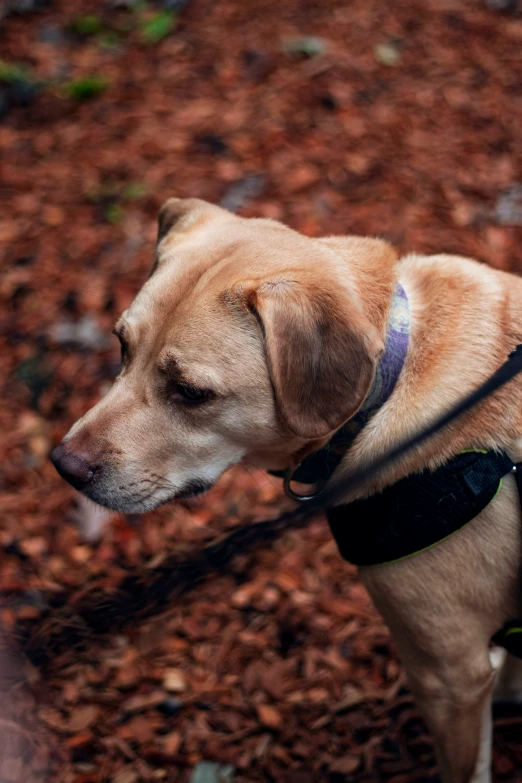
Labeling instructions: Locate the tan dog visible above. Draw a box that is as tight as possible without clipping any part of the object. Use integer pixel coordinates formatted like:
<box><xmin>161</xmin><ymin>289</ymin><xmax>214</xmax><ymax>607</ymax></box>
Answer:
<box><xmin>52</xmin><ymin>198</ymin><xmax>522</xmax><ymax>783</ymax></box>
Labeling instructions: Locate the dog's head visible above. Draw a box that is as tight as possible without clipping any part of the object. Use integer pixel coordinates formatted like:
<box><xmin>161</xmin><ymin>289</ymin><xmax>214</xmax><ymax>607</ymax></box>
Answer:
<box><xmin>52</xmin><ymin>199</ymin><xmax>395</xmax><ymax>511</ymax></box>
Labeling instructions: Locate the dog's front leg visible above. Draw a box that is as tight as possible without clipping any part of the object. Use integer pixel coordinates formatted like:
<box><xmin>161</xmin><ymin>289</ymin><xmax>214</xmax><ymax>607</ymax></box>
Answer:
<box><xmin>356</xmin><ymin>483</ymin><xmax>522</xmax><ymax>782</ymax></box>
<box><xmin>398</xmin><ymin>646</ymin><xmax>494</xmax><ymax>783</ymax></box>
<box><xmin>361</xmin><ymin>564</ymin><xmax>495</xmax><ymax>783</ymax></box>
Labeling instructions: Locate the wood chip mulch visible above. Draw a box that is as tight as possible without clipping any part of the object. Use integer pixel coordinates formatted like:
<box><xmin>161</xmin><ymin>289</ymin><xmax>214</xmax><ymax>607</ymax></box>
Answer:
<box><xmin>1</xmin><ymin>0</ymin><xmax>522</xmax><ymax>780</ymax></box>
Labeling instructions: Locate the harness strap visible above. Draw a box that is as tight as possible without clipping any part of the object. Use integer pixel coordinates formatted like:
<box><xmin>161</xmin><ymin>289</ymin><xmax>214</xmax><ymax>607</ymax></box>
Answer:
<box><xmin>327</xmin><ymin>449</ymin><xmax>522</xmax><ymax>658</ymax></box>
<box><xmin>327</xmin><ymin>450</ymin><xmax>515</xmax><ymax>567</ymax></box>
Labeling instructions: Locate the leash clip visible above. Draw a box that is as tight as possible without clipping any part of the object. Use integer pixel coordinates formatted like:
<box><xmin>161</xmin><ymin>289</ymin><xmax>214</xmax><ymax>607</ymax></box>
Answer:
<box><xmin>283</xmin><ymin>463</ymin><xmax>327</xmax><ymax>503</ymax></box>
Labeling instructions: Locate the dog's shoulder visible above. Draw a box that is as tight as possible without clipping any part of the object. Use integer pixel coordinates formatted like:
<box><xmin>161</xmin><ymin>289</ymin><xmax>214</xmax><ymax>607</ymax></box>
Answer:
<box><xmin>399</xmin><ymin>250</ymin><xmax>522</xmax><ymax>294</ymax></box>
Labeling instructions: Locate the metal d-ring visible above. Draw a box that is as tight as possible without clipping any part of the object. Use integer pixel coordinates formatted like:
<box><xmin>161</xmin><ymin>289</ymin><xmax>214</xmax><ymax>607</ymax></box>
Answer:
<box><xmin>283</xmin><ymin>463</ymin><xmax>327</xmax><ymax>503</ymax></box>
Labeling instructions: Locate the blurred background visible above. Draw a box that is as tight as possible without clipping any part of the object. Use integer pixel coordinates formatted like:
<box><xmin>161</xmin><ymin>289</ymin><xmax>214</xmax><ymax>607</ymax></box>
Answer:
<box><xmin>1</xmin><ymin>0</ymin><xmax>522</xmax><ymax>781</ymax></box>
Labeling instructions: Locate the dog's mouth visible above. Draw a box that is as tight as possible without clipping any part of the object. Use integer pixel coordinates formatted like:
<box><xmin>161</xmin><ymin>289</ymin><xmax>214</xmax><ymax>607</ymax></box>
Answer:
<box><xmin>78</xmin><ymin>476</ymin><xmax>216</xmax><ymax>514</ymax></box>
<box><xmin>173</xmin><ymin>478</ymin><xmax>214</xmax><ymax>500</ymax></box>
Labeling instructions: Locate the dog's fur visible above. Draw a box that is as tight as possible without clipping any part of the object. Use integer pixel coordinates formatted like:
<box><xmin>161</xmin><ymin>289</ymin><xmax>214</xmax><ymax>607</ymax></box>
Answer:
<box><xmin>56</xmin><ymin>199</ymin><xmax>522</xmax><ymax>783</ymax></box>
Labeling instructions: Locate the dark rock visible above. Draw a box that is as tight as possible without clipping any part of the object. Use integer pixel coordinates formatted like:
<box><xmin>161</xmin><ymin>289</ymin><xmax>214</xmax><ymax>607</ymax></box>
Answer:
<box><xmin>353</xmin><ymin>725</ymin><xmax>372</xmax><ymax>743</ymax></box>
<box><xmin>319</xmin><ymin>94</ymin><xmax>337</xmax><ymax>111</ymax></box>
<box><xmin>17</xmin><ymin>352</ymin><xmax>53</xmax><ymax>409</ymax></box>
<box><xmin>63</xmin><ymin>290</ymin><xmax>79</xmax><ymax>315</ymax></box>
<box><xmin>157</xmin><ymin>696</ymin><xmax>183</xmax><ymax>716</ymax></box>
<box><xmin>328</xmin><ymin>774</ymin><xmax>357</xmax><ymax>783</ymax></box>
<box><xmin>194</xmin><ymin>133</ymin><xmax>228</xmax><ymax>156</ymax></box>
<box><xmin>20</xmin><ymin>589</ymin><xmax>48</xmax><ymax>610</ymax></box>
<box><xmin>278</xmin><ymin>620</ymin><xmax>307</xmax><ymax>656</ymax></box>
<box><xmin>156</xmin><ymin>0</ymin><xmax>191</xmax><ymax>8</ymax></box>
<box><xmin>71</xmin><ymin>744</ymin><xmax>96</xmax><ymax>764</ymax></box>
<box><xmin>38</xmin><ymin>24</ymin><xmax>64</xmax><ymax>44</ymax></box>
<box><xmin>104</xmin><ymin>292</ymin><xmax>116</xmax><ymax>312</ymax></box>
<box><xmin>381</xmin><ymin>736</ymin><xmax>401</xmax><ymax>755</ymax></box>
<box><xmin>219</xmin><ymin>174</ymin><xmax>265</xmax><ymax>212</ymax></box>
<box><xmin>242</xmin><ymin>50</ymin><xmax>274</xmax><ymax>82</ymax></box>
<box><xmin>7</xmin><ymin>0</ymin><xmax>53</xmax><ymax>14</ymax></box>
<box><xmin>495</xmin><ymin>185</ymin><xmax>522</xmax><ymax>226</ymax></box>
<box><xmin>14</xmin><ymin>255</ymin><xmax>35</xmax><ymax>267</ymax></box>
<box><xmin>3</xmin><ymin>540</ymin><xmax>30</xmax><ymax>561</ymax></box>
<box><xmin>485</xmin><ymin>0</ymin><xmax>518</xmax><ymax>11</ymax></box>
<box><xmin>12</xmin><ymin>283</ymin><xmax>31</xmax><ymax>305</ymax></box>
<box><xmin>0</xmin><ymin>91</ymin><xmax>9</xmax><ymax>121</ymax></box>
<box><xmin>9</xmin><ymin>79</ymin><xmax>40</xmax><ymax>107</ymax></box>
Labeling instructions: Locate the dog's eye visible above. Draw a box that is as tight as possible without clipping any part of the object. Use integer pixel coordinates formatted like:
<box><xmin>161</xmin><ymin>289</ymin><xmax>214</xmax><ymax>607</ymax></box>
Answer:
<box><xmin>113</xmin><ymin>330</ymin><xmax>130</xmax><ymax>369</ymax></box>
<box><xmin>175</xmin><ymin>383</ymin><xmax>212</xmax><ymax>404</ymax></box>
<box><xmin>116</xmin><ymin>337</ymin><xmax>129</xmax><ymax>367</ymax></box>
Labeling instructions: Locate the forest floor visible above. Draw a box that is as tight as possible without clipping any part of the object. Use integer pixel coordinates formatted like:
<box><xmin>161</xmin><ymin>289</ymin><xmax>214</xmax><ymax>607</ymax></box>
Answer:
<box><xmin>1</xmin><ymin>0</ymin><xmax>522</xmax><ymax>781</ymax></box>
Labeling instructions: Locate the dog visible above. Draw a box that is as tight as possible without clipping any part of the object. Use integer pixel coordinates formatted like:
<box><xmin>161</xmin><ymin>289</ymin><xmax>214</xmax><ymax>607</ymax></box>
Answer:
<box><xmin>52</xmin><ymin>198</ymin><xmax>522</xmax><ymax>783</ymax></box>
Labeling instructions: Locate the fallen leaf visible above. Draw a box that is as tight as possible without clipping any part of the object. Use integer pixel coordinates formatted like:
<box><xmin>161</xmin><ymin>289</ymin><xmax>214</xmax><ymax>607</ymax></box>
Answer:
<box><xmin>329</xmin><ymin>755</ymin><xmax>361</xmax><ymax>775</ymax></box>
<box><xmin>255</xmin><ymin>704</ymin><xmax>283</xmax><ymax>730</ymax></box>
<box><xmin>163</xmin><ymin>669</ymin><xmax>186</xmax><ymax>693</ymax></box>
<box><xmin>67</xmin><ymin>705</ymin><xmax>100</xmax><ymax>734</ymax></box>
<box><xmin>112</xmin><ymin>769</ymin><xmax>139</xmax><ymax>783</ymax></box>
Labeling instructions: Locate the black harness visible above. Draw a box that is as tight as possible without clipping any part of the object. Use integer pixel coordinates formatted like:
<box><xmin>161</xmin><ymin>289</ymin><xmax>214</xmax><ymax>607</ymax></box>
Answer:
<box><xmin>327</xmin><ymin>449</ymin><xmax>522</xmax><ymax>657</ymax></box>
<box><xmin>275</xmin><ymin>448</ymin><xmax>522</xmax><ymax>656</ymax></box>
<box><xmin>327</xmin><ymin>450</ymin><xmax>517</xmax><ymax>567</ymax></box>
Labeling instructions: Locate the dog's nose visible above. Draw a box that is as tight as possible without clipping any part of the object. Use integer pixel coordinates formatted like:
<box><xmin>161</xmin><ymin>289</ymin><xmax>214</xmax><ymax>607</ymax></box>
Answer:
<box><xmin>51</xmin><ymin>443</ymin><xmax>98</xmax><ymax>490</ymax></box>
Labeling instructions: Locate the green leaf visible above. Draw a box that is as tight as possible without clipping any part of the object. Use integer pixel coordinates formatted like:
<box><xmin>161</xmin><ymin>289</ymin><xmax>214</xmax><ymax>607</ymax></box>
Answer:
<box><xmin>282</xmin><ymin>36</ymin><xmax>326</xmax><ymax>58</ymax></box>
<box><xmin>70</xmin><ymin>15</ymin><xmax>103</xmax><ymax>36</ymax></box>
<box><xmin>105</xmin><ymin>203</ymin><xmax>124</xmax><ymax>224</ymax></box>
<box><xmin>121</xmin><ymin>182</ymin><xmax>147</xmax><ymax>201</ymax></box>
<box><xmin>65</xmin><ymin>75</ymin><xmax>109</xmax><ymax>101</ymax></box>
<box><xmin>140</xmin><ymin>11</ymin><xmax>177</xmax><ymax>44</ymax></box>
<box><xmin>374</xmin><ymin>41</ymin><xmax>401</xmax><ymax>66</ymax></box>
<box><xmin>85</xmin><ymin>183</ymin><xmax>115</xmax><ymax>203</ymax></box>
<box><xmin>96</xmin><ymin>31</ymin><xmax>122</xmax><ymax>50</ymax></box>
<box><xmin>0</xmin><ymin>59</ymin><xmax>34</xmax><ymax>84</ymax></box>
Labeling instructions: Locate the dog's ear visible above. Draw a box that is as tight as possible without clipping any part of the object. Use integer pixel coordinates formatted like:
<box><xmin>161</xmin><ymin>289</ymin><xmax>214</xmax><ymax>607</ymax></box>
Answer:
<box><xmin>153</xmin><ymin>198</ymin><xmax>229</xmax><ymax>276</ymax></box>
<box><xmin>157</xmin><ymin>198</ymin><xmax>208</xmax><ymax>243</ymax></box>
<box><xmin>242</xmin><ymin>278</ymin><xmax>384</xmax><ymax>439</ymax></box>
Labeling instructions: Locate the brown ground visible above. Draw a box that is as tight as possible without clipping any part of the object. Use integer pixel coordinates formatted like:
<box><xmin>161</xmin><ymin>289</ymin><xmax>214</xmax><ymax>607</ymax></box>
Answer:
<box><xmin>1</xmin><ymin>1</ymin><xmax>522</xmax><ymax>781</ymax></box>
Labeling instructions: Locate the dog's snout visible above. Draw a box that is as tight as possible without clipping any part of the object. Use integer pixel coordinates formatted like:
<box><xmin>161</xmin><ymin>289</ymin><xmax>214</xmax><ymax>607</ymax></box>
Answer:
<box><xmin>51</xmin><ymin>443</ymin><xmax>99</xmax><ymax>490</ymax></box>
